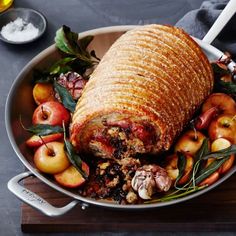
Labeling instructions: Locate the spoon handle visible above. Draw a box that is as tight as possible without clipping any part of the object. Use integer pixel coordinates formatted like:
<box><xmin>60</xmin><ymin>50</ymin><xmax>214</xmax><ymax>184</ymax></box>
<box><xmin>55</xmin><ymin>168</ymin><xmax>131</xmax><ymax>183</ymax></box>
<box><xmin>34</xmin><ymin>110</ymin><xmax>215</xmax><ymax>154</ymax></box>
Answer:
<box><xmin>202</xmin><ymin>0</ymin><xmax>236</xmax><ymax>44</ymax></box>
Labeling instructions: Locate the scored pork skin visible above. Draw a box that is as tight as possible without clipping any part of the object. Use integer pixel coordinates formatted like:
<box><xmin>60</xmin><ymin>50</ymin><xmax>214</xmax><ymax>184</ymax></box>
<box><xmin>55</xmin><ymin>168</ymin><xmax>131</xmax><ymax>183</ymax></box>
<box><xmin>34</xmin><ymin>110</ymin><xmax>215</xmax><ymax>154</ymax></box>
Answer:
<box><xmin>70</xmin><ymin>24</ymin><xmax>214</xmax><ymax>157</ymax></box>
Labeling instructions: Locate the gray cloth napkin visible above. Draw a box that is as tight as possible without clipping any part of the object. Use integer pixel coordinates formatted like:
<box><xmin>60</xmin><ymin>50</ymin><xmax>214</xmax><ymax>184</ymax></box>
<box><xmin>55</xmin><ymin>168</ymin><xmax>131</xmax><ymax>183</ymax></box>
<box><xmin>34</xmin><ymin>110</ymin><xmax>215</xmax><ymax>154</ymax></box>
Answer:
<box><xmin>175</xmin><ymin>0</ymin><xmax>236</xmax><ymax>59</ymax></box>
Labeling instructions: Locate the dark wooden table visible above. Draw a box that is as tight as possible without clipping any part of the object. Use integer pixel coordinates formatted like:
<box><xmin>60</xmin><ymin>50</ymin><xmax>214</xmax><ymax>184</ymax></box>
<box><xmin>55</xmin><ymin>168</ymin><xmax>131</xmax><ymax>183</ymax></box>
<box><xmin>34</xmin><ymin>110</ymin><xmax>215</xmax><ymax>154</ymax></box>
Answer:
<box><xmin>4</xmin><ymin>0</ymin><xmax>236</xmax><ymax>235</ymax></box>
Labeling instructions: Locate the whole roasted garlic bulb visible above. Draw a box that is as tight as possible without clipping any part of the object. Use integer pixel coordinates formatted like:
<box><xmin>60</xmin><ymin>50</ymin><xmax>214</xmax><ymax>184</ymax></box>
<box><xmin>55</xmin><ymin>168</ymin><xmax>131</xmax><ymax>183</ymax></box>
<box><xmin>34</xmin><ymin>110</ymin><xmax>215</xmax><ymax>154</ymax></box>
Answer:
<box><xmin>131</xmin><ymin>164</ymin><xmax>172</xmax><ymax>200</ymax></box>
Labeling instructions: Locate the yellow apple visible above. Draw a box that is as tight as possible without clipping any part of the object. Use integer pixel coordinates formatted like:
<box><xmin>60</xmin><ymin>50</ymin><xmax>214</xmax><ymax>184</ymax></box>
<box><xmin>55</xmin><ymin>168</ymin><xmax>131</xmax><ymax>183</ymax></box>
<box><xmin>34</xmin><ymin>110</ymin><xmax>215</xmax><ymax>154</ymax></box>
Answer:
<box><xmin>211</xmin><ymin>138</ymin><xmax>235</xmax><ymax>174</ymax></box>
<box><xmin>33</xmin><ymin>83</ymin><xmax>56</xmax><ymax>105</ymax></box>
<box><xmin>174</xmin><ymin>130</ymin><xmax>206</xmax><ymax>156</ymax></box>
<box><xmin>165</xmin><ymin>153</ymin><xmax>194</xmax><ymax>185</ymax></box>
<box><xmin>34</xmin><ymin>141</ymin><xmax>70</xmax><ymax>174</ymax></box>
<box><xmin>208</xmin><ymin>115</ymin><xmax>236</xmax><ymax>144</ymax></box>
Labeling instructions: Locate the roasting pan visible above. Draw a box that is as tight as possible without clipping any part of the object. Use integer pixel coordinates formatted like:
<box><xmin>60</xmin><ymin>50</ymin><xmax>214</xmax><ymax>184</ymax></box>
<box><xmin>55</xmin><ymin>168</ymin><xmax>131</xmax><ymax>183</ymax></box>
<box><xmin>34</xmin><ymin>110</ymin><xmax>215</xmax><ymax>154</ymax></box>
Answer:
<box><xmin>5</xmin><ymin>25</ymin><xmax>236</xmax><ymax>216</ymax></box>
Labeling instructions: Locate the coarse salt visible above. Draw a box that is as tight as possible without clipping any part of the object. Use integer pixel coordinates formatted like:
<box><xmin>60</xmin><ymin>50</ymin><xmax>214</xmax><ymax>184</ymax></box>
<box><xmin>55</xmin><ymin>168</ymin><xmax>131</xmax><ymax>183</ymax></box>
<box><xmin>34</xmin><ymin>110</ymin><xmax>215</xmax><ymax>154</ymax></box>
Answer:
<box><xmin>1</xmin><ymin>17</ymin><xmax>39</xmax><ymax>42</ymax></box>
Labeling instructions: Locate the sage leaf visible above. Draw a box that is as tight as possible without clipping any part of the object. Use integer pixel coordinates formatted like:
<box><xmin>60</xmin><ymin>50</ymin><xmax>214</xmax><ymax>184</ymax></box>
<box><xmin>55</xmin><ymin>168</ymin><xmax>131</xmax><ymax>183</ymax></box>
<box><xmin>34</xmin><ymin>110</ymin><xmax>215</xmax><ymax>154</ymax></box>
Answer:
<box><xmin>33</xmin><ymin>69</ymin><xmax>54</xmax><ymax>84</ymax></box>
<box><xmin>55</xmin><ymin>25</ymin><xmax>79</xmax><ymax>55</ymax></box>
<box><xmin>79</xmin><ymin>36</ymin><xmax>94</xmax><ymax>55</ymax></box>
<box><xmin>24</xmin><ymin>124</ymin><xmax>63</xmax><ymax>136</ymax></box>
<box><xmin>90</xmin><ymin>50</ymin><xmax>100</xmax><ymax>61</ymax></box>
<box><xmin>195</xmin><ymin>138</ymin><xmax>210</xmax><ymax>161</ymax></box>
<box><xmin>53</xmin><ymin>81</ymin><xmax>76</xmax><ymax>112</ymax></box>
<box><xmin>215</xmin><ymin>80</ymin><xmax>236</xmax><ymax>97</ymax></box>
<box><xmin>190</xmin><ymin>139</ymin><xmax>209</xmax><ymax>181</ymax></box>
<box><xmin>176</xmin><ymin>139</ymin><xmax>209</xmax><ymax>189</ymax></box>
<box><xmin>49</xmin><ymin>57</ymin><xmax>76</xmax><ymax>75</ymax></box>
<box><xmin>211</xmin><ymin>62</ymin><xmax>230</xmax><ymax>76</ymax></box>
<box><xmin>174</xmin><ymin>152</ymin><xmax>186</xmax><ymax>186</ymax></box>
<box><xmin>202</xmin><ymin>144</ymin><xmax>236</xmax><ymax>160</ymax></box>
<box><xmin>64</xmin><ymin>139</ymin><xmax>88</xmax><ymax>179</ymax></box>
<box><xmin>55</xmin><ymin>26</ymin><xmax>95</xmax><ymax>68</ymax></box>
<box><xmin>195</xmin><ymin>157</ymin><xmax>229</xmax><ymax>185</ymax></box>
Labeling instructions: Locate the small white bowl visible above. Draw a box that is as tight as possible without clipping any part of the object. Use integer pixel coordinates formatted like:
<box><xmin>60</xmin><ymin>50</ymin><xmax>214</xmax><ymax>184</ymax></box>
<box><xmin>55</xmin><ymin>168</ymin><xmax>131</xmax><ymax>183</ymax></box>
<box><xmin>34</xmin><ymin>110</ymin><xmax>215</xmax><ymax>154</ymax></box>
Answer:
<box><xmin>0</xmin><ymin>8</ymin><xmax>47</xmax><ymax>44</ymax></box>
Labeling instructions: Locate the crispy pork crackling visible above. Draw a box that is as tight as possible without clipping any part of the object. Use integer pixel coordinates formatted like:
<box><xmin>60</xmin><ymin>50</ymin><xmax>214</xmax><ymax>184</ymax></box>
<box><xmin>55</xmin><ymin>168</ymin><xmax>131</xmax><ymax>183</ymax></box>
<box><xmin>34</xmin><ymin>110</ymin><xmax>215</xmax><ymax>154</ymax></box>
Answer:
<box><xmin>70</xmin><ymin>24</ymin><xmax>214</xmax><ymax>159</ymax></box>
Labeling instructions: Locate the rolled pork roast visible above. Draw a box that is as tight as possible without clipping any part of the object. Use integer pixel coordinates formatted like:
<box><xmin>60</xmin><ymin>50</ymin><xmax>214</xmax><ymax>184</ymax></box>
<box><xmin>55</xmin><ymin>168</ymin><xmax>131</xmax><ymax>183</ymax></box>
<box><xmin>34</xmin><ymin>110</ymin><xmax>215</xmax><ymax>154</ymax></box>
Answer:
<box><xmin>70</xmin><ymin>24</ymin><xmax>214</xmax><ymax>159</ymax></box>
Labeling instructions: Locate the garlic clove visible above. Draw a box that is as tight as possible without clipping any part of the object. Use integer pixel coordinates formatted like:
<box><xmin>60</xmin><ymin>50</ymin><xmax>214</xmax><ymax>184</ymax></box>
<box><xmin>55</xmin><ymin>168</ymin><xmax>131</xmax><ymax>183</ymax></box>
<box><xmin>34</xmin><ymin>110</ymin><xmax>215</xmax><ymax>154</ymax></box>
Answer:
<box><xmin>131</xmin><ymin>175</ymin><xmax>138</xmax><ymax>191</ymax></box>
<box><xmin>131</xmin><ymin>171</ymin><xmax>145</xmax><ymax>191</ymax></box>
<box><xmin>138</xmin><ymin>185</ymin><xmax>152</xmax><ymax>200</ymax></box>
<box><xmin>154</xmin><ymin>174</ymin><xmax>172</xmax><ymax>192</ymax></box>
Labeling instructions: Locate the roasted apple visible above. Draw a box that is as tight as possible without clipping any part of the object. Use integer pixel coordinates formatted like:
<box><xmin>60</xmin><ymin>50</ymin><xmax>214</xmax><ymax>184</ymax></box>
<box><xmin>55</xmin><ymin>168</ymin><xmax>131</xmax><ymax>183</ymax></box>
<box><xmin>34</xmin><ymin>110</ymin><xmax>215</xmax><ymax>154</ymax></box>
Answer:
<box><xmin>202</xmin><ymin>93</ymin><xmax>236</xmax><ymax>115</ymax></box>
<box><xmin>26</xmin><ymin>133</ymin><xmax>63</xmax><ymax>148</ymax></box>
<box><xmin>54</xmin><ymin>163</ymin><xmax>89</xmax><ymax>188</ymax></box>
<box><xmin>208</xmin><ymin>115</ymin><xmax>236</xmax><ymax>144</ymax></box>
<box><xmin>211</xmin><ymin>138</ymin><xmax>235</xmax><ymax>174</ymax></box>
<box><xmin>34</xmin><ymin>141</ymin><xmax>70</xmax><ymax>174</ymax></box>
<box><xmin>165</xmin><ymin>153</ymin><xmax>194</xmax><ymax>185</ymax></box>
<box><xmin>33</xmin><ymin>83</ymin><xmax>56</xmax><ymax>105</ymax></box>
<box><xmin>199</xmin><ymin>138</ymin><xmax>234</xmax><ymax>186</ymax></box>
<box><xmin>32</xmin><ymin>101</ymin><xmax>70</xmax><ymax>126</ymax></box>
<box><xmin>174</xmin><ymin>130</ymin><xmax>206</xmax><ymax>156</ymax></box>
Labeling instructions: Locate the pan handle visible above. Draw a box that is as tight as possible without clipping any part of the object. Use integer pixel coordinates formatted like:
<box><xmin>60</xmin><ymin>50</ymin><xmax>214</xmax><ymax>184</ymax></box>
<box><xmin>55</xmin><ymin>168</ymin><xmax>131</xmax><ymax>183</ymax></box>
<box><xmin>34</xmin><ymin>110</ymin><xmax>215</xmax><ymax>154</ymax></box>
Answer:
<box><xmin>7</xmin><ymin>171</ymin><xmax>88</xmax><ymax>217</ymax></box>
<box><xmin>202</xmin><ymin>0</ymin><xmax>236</xmax><ymax>44</ymax></box>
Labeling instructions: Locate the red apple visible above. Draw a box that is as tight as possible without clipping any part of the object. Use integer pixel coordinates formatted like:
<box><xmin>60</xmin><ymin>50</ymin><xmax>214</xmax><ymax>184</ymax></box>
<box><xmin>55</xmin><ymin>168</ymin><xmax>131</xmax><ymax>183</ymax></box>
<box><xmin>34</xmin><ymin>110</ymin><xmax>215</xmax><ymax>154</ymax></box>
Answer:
<box><xmin>174</xmin><ymin>130</ymin><xmax>207</xmax><ymax>156</ymax></box>
<box><xmin>208</xmin><ymin>115</ymin><xmax>236</xmax><ymax>144</ymax></box>
<box><xmin>34</xmin><ymin>141</ymin><xmax>70</xmax><ymax>174</ymax></box>
<box><xmin>33</xmin><ymin>83</ymin><xmax>56</xmax><ymax>105</ymax></box>
<box><xmin>32</xmin><ymin>101</ymin><xmax>70</xmax><ymax>126</ymax></box>
<box><xmin>165</xmin><ymin>153</ymin><xmax>194</xmax><ymax>185</ymax></box>
<box><xmin>26</xmin><ymin>133</ymin><xmax>63</xmax><ymax>148</ymax></box>
<box><xmin>54</xmin><ymin>163</ymin><xmax>89</xmax><ymax>188</ymax></box>
<box><xmin>202</xmin><ymin>93</ymin><xmax>236</xmax><ymax>115</ymax></box>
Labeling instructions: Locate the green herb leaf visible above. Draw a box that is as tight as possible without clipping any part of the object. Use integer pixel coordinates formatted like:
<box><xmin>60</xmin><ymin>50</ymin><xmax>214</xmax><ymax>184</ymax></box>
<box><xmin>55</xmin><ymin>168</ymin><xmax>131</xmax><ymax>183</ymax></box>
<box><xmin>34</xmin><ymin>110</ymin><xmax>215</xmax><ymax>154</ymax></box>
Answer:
<box><xmin>33</xmin><ymin>69</ymin><xmax>54</xmax><ymax>84</ymax></box>
<box><xmin>211</xmin><ymin>63</ymin><xmax>230</xmax><ymax>77</ymax></box>
<box><xmin>145</xmin><ymin>185</ymin><xmax>206</xmax><ymax>203</ymax></box>
<box><xmin>174</xmin><ymin>152</ymin><xmax>186</xmax><ymax>187</ymax></box>
<box><xmin>55</xmin><ymin>26</ymin><xmax>96</xmax><ymax>68</ymax></box>
<box><xmin>24</xmin><ymin>124</ymin><xmax>63</xmax><ymax>136</ymax></box>
<box><xmin>90</xmin><ymin>50</ymin><xmax>100</xmax><ymax>61</ymax></box>
<box><xmin>49</xmin><ymin>57</ymin><xmax>76</xmax><ymax>75</ymax></box>
<box><xmin>64</xmin><ymin>139</ymin><xmax>88</xmax><ymax>179</ymax></box>
<box><xmin>78</xmin><ymin>35</ymin><xmax>94</xmax><ymax>55</ymax></box>
<box><xmin>202</xmin><ymin>145</ymin><xmax>236</xmax><ymax>160</ymax></box>
<box><xmin>211</xmin><ymin>62</ymin><xmax>236</xmax><ymax>97</ymax></box>
<box><xmin>53</xmin><ymin>81</ymin><xmax>76</xmax><ymax>112</ymax></box>
<box><xmin>55</xmin><ymin>25</ymin><xmax>79</xmax><ymax>55</ymax></box>
<box><xmin>190</xmin><ymin>138</ymin><xmax>209</xmax><ymax>183</ymax></box>
<box><xmin>195</xmin><ymin>157</ymin><xmax>229</xmax><ymax>185</ymax></box>
<box><xmin>195</xmin><ymin>138</ymin><xmax>210</xmax><ymax>161</ymax></box>
<box><xmin>215</xmin><ymin>79</ymin><xmax>236</xmax><ymax>96</ymax></box>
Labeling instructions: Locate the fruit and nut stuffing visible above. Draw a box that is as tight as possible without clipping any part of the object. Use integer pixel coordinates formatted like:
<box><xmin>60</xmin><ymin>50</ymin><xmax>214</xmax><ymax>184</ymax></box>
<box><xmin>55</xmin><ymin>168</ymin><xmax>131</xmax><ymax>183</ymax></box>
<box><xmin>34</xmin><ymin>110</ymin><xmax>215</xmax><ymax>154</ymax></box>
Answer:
<box><xmin>23</xmin><ymin>26</ymin><xmax>236</xmax><ymax>204</ymax></box>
